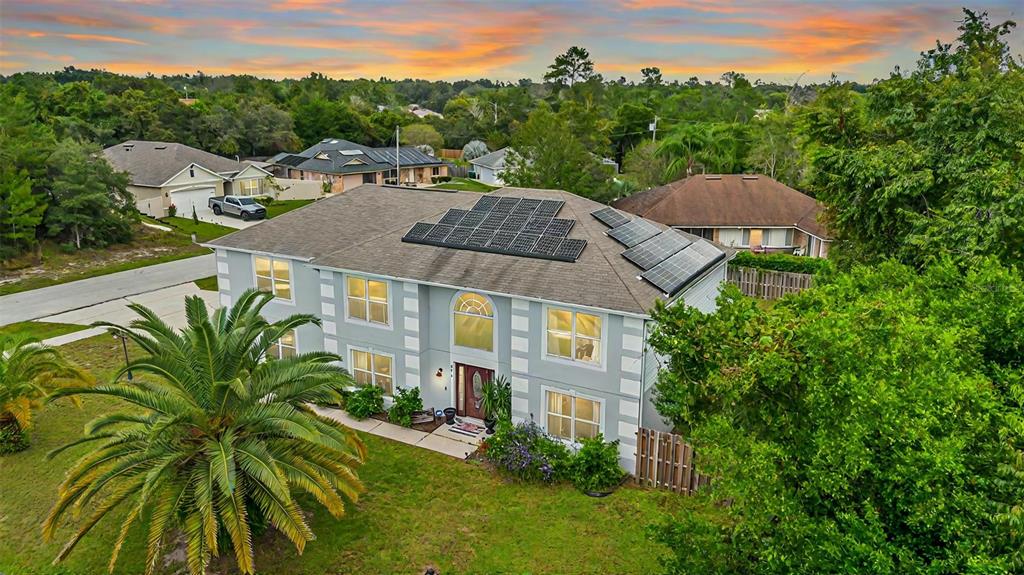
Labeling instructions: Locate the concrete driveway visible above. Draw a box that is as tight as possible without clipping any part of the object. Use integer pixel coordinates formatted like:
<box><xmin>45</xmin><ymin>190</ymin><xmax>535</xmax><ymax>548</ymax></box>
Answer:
<box><xmin>196</xmin><ymin>211</ymin><xmax>264</xmax><ymax>230</ymax></box>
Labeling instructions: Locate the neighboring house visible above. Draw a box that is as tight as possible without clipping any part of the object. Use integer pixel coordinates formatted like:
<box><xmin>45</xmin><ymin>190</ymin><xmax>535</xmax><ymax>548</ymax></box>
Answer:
<box><xmin>469</xmin><ymin>147</ymin><xmax>508</xmax><ymax>186</ymax></box>
<box><xmin>614</xmin><ymin>174</ymin><xmax>832</xmax><ymax>258</ymax></box>
<box><xmin>103</xmin><ymin>140</ymin><xmax>274</xmax><ymax>219</ymax></box>
<box><xmin>408</xmin><ymin>104</ymin><xmax>443</xmax><ymax>119</ymax></box>
<box><xmin>265</xmin><ymin>138</ymin><xmax>448</xmax><ymax>193</ymax></box>
<box><xmin>206</xmin><ymin>184</ymin><xmax>728</xmax><ymax>471</ymax></box>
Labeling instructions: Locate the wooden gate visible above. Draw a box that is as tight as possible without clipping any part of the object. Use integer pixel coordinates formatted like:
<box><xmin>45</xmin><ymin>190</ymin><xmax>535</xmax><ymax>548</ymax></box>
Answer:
<box><xmin>635</xmin><ymin>427</ymin><xmax>710</xmax><ymax>494</ymax></box>
<box><xmin>727</xmin><ymin>266</ymin><xmax>814</xmax><ymax>300</ymax></box>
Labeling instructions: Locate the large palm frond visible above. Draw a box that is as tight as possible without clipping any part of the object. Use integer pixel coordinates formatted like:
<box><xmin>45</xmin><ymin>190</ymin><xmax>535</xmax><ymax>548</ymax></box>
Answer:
<box><xmin>0</xmin><ymin>334</ymin><xmax>91</xmax><ymax>434</ymax></box>
<box><xmin>44</xmin><ymin>289</ymin><xmax>365</xmax><ymax>575</ymax></box>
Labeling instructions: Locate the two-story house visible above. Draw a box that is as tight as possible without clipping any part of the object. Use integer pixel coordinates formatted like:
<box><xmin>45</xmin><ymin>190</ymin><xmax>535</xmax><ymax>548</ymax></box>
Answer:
<box><xmin>206</xmin><ymin>184</ymin><xmax>728</xmax><ymax>470</ymax></box>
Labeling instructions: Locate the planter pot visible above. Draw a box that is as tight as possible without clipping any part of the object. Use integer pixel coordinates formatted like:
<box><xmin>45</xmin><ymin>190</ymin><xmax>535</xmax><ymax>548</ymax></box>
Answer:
<box><xmin>484</xmin><ymin>417</ymin><xmax>496</xmax><ymax>434</ymax></box>
<box><xmin>443</xmin><ymin>407</ymin><xmax>457</xmax><ymax>425</ymax></box>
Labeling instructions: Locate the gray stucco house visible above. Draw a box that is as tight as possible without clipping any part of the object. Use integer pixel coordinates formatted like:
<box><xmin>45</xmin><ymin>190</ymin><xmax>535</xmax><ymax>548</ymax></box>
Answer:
<box><xmin>206</xmin><ymin>184</ymin><xmax>727</xmax><ymax>470</ymax></box>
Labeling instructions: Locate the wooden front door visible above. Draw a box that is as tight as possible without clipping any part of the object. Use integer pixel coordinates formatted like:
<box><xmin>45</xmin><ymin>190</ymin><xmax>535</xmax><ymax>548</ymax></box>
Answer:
<box><xmin>456</xmin><ymin>363</ymin><xmax>492</xmax><ymax>420</ymax></box>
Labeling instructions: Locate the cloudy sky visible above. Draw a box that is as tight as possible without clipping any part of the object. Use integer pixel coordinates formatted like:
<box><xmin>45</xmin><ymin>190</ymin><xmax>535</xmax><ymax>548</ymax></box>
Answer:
<box><xmin>1</xmin><ymin>0</ymin><xmax>1021</xmax><ymax>83</ymax></box>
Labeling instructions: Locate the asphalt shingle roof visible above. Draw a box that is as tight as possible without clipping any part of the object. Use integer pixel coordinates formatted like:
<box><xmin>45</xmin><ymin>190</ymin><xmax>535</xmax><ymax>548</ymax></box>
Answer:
<box><xmin>614</xmin><ymin>174</ymin><xmax>832</xmax><ymax>239</ymax></box>
<box><xmin>103</xmin><ymin>140</ymin><xmax>244</xmax><ymax>187</ymax></box>
<box><xmin>208</xmin><ymin>185</ymin><xmax>724</xmax><ymax>315</ymax></box>
<box><xmin>271</xmin><ymin>138</ymin><xmax>445</xmax><ymax>175</ymax></box>
<box><xmin>468</xmin><ymin>147</ymin><xmax>507</xmax><ymax>169</ymax></box>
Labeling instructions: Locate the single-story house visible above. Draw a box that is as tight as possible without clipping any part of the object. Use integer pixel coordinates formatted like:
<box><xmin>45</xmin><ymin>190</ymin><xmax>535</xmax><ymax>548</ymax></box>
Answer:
<box><xmin>469</xmin><ymin>147</ymin><xmax>508</xmax><ymax>186</ymax></box>
<box><xmin>206</xmin><ymin>184</ymin><xmax>728</xmax><ymax>470</ymax></box>
<box><xmin>103</xmin><ymin>140</ymin><xmax>275</xmax><ymax>219</ymax></box>
<box><xmin>265</xmin><ymin>138</ymin><xmax>449</xmax><ymax>193</ymax></box>
<box><xmin>408</xmin><ymin>104</ymin><xmax>443</xmax><ymax>119</ymax></box>
<box><xmin>614</xmin><ymin>174</ymin><xmax>832</xmax><ymax>258</ymax></box>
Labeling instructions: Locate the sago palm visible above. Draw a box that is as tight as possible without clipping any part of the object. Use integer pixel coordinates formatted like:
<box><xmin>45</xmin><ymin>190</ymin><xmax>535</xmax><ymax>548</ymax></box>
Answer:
<box><xmin>43</xmin><ymin>289</ymin><xmax>366</xmax><ymax>575</ymax></box>
<box><xmin>0</xmin><ymin>333</ymin><xmax>90</xmax><ymax>453</ymax></box>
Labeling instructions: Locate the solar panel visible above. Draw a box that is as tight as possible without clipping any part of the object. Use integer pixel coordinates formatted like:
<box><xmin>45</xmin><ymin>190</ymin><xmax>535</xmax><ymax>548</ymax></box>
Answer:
<box><xmin>533</xmin><ymin>235</ymin><xmax>562</xmax><ymax>256</ymax></box>
<box><xmin>534</xmin><ymin>200</ymin><xmax>564</xmax><ymax>218</ymax></box>
<box><xmin>466</xmin><ymin>228</ymin><xmax>494</xmax><ymax>247</ymax></box>
<box><xmin>458</xmin><ymin>210</ymin><xmax>487</xmax><ymax>228</ymax></box>
<box><xmin>515</xmin><ymin>199</ymin><xmax>542</xmax><ymax>213</ymax></box>
<box><xmin>445</xmin><ymin>226</ymin><xmax>474</xmax><ymax>246</ymax></box>
<box><xmin>493</xmin><ymin>197</ymin><xmax>521</xmax><ymax>213</ymax></box>
<box><xmin>498</xmin><ymin>212</ymin><xmax>530</xmax><ymax>233</ymax></box>
<box><xmin>641</xmin><ymin>240</ymin><xmax>725</xmax><ymax>295</ymax></box>
<box><xmin>479</xmin><ymin>212</ymin><xmax>508</xmax><ymax>230</ymax></box>
<box><xmin>403</xmin><ymin>222</ymin><xmax>433</xmax><ymax>241</ymax></box>
<box><xmin>488</xmin><ymin>231</ymin><xmax>517</xmax><ymax>250</ymax></box>
<box><xmin>622</xmin><ymin>230</ymin><xmax>693</xmax><ymax>270</ymax></box>
<box><xmin>607</xmin><ymin>219</ymin><xmax>661</xmax><ymax>247</ymax></box>
<box><xmin>439</xmin><ymin>209</ymin><xmax>468</xmax><ymax>226</ymax></box>
<box><xmin>509</xmin><ymin>233</ymin><xmax>539</xmax><ymax>253</ymax></box>
<box><xmin>524</xmin><ymin>217</ymin><xmax>553</xmax><ymax>234</ymax></box>
<box><xmin>591</xmin><ymin>207</ymin><xmax>631</xmax><ymax>229</ymax></box>
<box><xmin>544</xmin><ymin>218</ymin><xmax>575</xmax><ymax>237</ymax></box>
<box><xmin>424</xmin><ymin>224</ymin><xmax>455</xmax><ymax>243</ymax></box>
<box><xmin>472</xmin><ymin>196</ymin><xmax>499</xmax><ymax>211</ymax></box>
<box><xmin>554</xmin><ymin>239</ymin><xmax>586</xmax><ymax>261</ymax></box>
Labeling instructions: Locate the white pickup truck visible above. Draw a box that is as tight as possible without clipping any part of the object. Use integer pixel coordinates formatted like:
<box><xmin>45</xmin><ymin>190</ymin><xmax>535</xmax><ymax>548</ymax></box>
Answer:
<box><xmin>208</xmin><ymin>196</ymin><xmax>267</xmax><ymax>221</ymax></box>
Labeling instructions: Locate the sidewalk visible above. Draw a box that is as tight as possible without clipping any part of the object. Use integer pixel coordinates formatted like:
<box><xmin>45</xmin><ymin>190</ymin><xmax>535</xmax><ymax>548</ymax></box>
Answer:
<box><xmin>311</xmin><ymin>405</ymin><xmax>482</xmax><ymax>460</ymax></box>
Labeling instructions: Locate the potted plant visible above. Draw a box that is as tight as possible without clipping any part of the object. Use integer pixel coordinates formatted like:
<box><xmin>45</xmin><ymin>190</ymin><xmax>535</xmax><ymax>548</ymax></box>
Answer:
<box><xmin>480</xmin><ymin>375</ymin><xmax>511</xmax><ymax>434</ymax></box>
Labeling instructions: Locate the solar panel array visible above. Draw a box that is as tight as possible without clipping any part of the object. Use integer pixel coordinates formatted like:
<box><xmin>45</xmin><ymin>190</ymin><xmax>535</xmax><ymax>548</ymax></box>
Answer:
<box><xmin>590</xmin><ymin>207</ymin><xmax>725</xmax><ymax>296</ymax></box>
<box><xmin>401</xmin><ymin>196</ymin><xmax>586</xmax><ymax>262</ymax></box>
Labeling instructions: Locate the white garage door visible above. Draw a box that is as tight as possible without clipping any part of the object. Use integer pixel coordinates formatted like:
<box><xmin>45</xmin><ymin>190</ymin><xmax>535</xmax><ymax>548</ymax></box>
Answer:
<box><xmin>170</xmin><ymin>188</ymin><xmax>215</xmax><ymax>221</ymax></box>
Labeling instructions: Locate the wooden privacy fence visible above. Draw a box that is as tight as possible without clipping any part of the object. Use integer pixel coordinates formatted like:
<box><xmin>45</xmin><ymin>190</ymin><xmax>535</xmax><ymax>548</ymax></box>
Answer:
<box><xmin>446</xmin><ymin>164</ymin><xmax>469</xmax><ymax>178</ymax></box>
<box><xmin>439</xmin><ymin>148</ymin><xmax>463</xmax><ymax>159</ymax></box>
<box><xmin>727</xmin><ymin>265</ymin><xmax>814</xmax><ymax>300</ymax></box>
<box><xmin>635</xmin><ymin>427</ymin><xmax>710</xmax><ymax>494</ymax></box>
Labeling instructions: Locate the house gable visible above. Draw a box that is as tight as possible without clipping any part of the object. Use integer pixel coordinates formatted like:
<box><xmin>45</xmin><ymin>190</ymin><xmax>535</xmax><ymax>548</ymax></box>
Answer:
<box><xmin>161</xmin><ymin>163</ymin><xmax>229</xmax><ymax>188</ymax></box>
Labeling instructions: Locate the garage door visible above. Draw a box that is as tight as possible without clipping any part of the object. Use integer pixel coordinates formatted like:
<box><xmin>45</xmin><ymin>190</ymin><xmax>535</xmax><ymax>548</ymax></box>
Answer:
<box><xmin>170</xmin><ymin>188</ymin><xmax>215</xmax><ymax>221</ymax></box>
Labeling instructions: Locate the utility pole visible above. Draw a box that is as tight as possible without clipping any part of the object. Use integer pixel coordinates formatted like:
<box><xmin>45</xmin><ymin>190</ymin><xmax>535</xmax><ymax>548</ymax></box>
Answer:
<box><xmin>183</xmin><ymin>85</ymin><xmax>189</xmax><ymax>99</ymax></box>
<box><xmin>395</xmin><ymin>125</ymin><xmax>401</xmax><ymax>185</ymax></box>
<box><xmin>492</xmin><ymin>101</ymin><xmax>498</xmax><ymax>124</ymax></box>
<box><xmin>650</xmin><ymin>115</ymin><xmax>659</xmax><ymax>143</ymax></box>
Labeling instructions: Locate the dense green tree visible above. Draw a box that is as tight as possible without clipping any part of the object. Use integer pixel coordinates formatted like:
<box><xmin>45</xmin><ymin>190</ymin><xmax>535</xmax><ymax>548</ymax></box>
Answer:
<box><xmin>0</xmin><ymin>168</ymin><xmax>46</xmax><ymax>258</ymax></box>
<box><xmin>400</xmin><ymin>123</ymin><xmax>444</xmax><ymax>152</ymax></box>
<box><xmin>503</xmin><ymin>104</ymin><xmax>611</xmax><ymax>201</ymax></box>
<box><xmin>0</xmin><ymin>89</ymin><xmax>57</xmax><ymax>190</ymax></box>
<box><xmin>291</xmin><ymin>98</ymin><xmax>371</xmax><ymax>147</ymax></box>
<box><xmin>648</xmin><ymin>259</ymin><xmax>1024</xmax><ymax>574</ymax></box>
<box><xmin>544</xmin><ymin>46</ymin><xmax>595</xmax><ymax>88</ymax></box>
<box><xmin>44</xmin><ymin>291</ymin><xmax>367</xmax><ymax>575</ymax></box>
<box><xmin>745</xmin><ymin>110</ymin><xmax>803</xmax><ymax>185</ymax></box>
<box><xmin>44</xmin><ymin>139</ymin><xmax>134</xmax><ymax>249</ymax></box>
<box><xmin>622</xmin><ymin>141</ymin><xmax>670</xmax><ymax>191</ymax></box>
<box><xmin>641</xmin><ymin>67</ymin><xmax>663</xmax><ymax>87</ymax></box>
<box><xmin>656</xmin><ymin>123</ymin><xmax>709</xmax><ymax>178</ymax></box>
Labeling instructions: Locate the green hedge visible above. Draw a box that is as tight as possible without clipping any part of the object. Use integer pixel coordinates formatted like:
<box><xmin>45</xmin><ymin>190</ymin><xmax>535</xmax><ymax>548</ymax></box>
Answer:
<box><xmin>732</xmin><ymin>251</ymin><xmax>831</xmax><ymax>275</ymax></box>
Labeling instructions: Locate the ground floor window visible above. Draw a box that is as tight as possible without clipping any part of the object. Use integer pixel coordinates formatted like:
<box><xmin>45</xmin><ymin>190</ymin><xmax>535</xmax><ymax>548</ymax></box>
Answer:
<box><xmin>268</xmin><ymin>329</ymin><xmax>297</xmax><ymax>359</ymax></box>
<box><xmin>352</xmin><ymin>349</ymin><xmax>393</xmax><ymax>395</ymax></box>
<box><xmin>545</xmin><ymin>390</ymin><xmax>600</xmax><ymax>441</ymax></box>
<box><xmin>237</xmin><ymin>178</ymin><xmax>260</xmax><ymax>196</ymax></box>
<box><xmin>677</xmin><ymin>227</ymin><xmax>713</xmax><ymax>240</ymax></box>
<box><xmin>362</xmin><ymin>172</ymin><xmax>377</xmax><ymax>184</ymax></box>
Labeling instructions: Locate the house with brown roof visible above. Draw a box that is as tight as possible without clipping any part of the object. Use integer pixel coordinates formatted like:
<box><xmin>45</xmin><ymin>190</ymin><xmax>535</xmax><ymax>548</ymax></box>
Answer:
<box><xmin>614</xmin><ymin>174</ymin><xmax>832</xmax><ymax>258</ymax></box>
<box><xmin>206</xmin><ymin>184</ymin><xmax>728</xmax><ymax>470</ymax></box>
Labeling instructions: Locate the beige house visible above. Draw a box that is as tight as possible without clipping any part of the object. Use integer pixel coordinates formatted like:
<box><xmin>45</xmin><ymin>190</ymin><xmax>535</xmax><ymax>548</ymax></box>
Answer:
<box><xmin>103</xmin><ymin>141</ymin><xmax>276</xmax><ymax>219</ymax></box>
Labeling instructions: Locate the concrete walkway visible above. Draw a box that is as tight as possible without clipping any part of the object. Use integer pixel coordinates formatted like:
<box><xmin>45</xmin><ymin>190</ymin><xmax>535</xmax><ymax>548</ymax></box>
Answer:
<box><xmin>311</xmin><ymin>405</ymin><xmax>482</xmax><ymax>460</ymax></box>
<box><xmin>0</xmin><ymin>254</ymin><xmax>215</xmax><ymax>326</ymax></box>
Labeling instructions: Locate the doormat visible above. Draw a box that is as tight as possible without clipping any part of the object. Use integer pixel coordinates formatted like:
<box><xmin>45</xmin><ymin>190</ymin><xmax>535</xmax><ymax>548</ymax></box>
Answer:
<box><xmin>451</xmin><ymin>421</ymin><xmax>485</xmax><ymax>437</ymax></box>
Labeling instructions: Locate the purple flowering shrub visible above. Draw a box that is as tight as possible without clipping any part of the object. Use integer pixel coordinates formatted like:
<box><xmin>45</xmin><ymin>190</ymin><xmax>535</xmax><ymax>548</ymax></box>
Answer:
<box><xmin>483</xmin><ymin>421</ymin><xmax>571</xmax><ymax>483</ymax></box>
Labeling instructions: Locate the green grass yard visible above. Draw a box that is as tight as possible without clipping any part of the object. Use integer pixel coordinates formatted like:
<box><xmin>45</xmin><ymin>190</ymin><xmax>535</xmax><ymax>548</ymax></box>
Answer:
<box><xmin>430</xmin><ymin>177</ymin><xmax>499</xmax><ymax>193</ymax></box>
<box><xmin>0</xmin><ymin>334</ymin><xmax>694</xmax><ymax>574</ymax></box>
<box><xmin>0</xmin><ymin>321</ymin><xmax>88</xmax><ymax>340</ymax></box>
<box><xmin>161</xmin><ymin>216</ymin><xmax>238</xmax><ymax>242</ymax></box>
<box><xmin>265</xmin><ymin>198</ymin><xmax>315</xmax><ymax>218</ymax></box>
<box><xmin>193</xmin><ymin>275</ymin><xmax>218</xmax><ymax>291</ymax></box>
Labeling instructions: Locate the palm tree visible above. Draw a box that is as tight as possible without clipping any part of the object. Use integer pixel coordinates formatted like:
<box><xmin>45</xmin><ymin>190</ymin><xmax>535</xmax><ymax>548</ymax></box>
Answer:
<box><xmin>0</xmin><ymin>334</ymin><xmax>90</xmax><ymax>453</ymax></box>
<box><xmin>43</xmin><ymin>290</ymin><xmax>366</xmax><ymax>575</ymax></box>
<box><xmin>656</xmin><ymin>123</ymin><xmax>710</xmax><ymax>178</ymax></box>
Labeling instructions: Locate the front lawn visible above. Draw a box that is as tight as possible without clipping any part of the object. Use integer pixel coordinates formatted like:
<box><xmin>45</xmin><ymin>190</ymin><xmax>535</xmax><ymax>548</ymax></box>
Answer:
<box><xmin>0</xmin><ymin>334</ymin><xmax>692</xmax><ymax>575</ymax></box>
<box><xmin>161</xmin><ymin>216</ymin><xmax>238</xmax><ymax>242</ymax></box>
<box><xmin>265</xmin><ymin>199</ymin><xmax>315</xmax><ymax>218</ymax></box>
<box><xmin>0</xmin><ymin>224</ymin><xmax>208</xmax><ymax>296</ymax></box>
<box><xmin>193</xmin><ymin>275</ymin><xmax>218</xmax><ymax>291</ymax></box>
<box><xmin>431</xmin><ymin>177</ymin><xmax>499</xmax><ymax>193</ymax></box>
<box><xmin>0</xmin><ymin>321</ymin><xmax>88</xmax><ymax>340</ymax></box>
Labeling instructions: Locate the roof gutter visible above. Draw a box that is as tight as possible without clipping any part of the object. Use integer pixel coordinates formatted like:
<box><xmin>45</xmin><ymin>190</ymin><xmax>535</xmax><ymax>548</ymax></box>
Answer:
<box><xmin>198</xmin><ymin>244</ymin><xmax>314</xmax><ymax>263</ymax></box>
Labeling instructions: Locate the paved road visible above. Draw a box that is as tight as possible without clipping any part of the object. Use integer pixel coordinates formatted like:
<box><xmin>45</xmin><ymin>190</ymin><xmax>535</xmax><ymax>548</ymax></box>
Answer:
<box><xmin>0</xmin><ymin>254</ymin><xmax>216</xmax><ymax>326</ymax></box>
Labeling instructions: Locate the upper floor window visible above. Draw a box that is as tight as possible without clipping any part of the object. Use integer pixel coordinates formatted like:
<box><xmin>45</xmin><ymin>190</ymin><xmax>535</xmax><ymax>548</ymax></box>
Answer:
<box><xmin>546</xmin><ymin>308</ymin><xmax>602</xmax><ymax>365</ymax></box>
<box><xmin>347</xmin><ymin>276</ymin><xmax>389</xmax><ymax>326</ymax></box>
<box><xmin>453</xmin><ymin>292</ymin><xmax>493</xmax><ymax>352</ymax></box>
<box><xmin>268</xmin><ymin>329</ymin><xmax>297</xmax><ymax>359</ymax></box>
<box><xmin>238</xmin><ymin>179</ymin><xmax>260</xmax><ymax>196</ymax></box>
<box><xmin>546</xmin><ymin>390</ymin><xmax>601</xmax><ymax>441</ymax></box>
<box><xmin>254</xmin><ymin>256</ymin><xmax>291</xmax><ymax>300</ymax></box>
<box><xmin>352</xmin><ymin>348</ymin><xmax>393</xmax><ymax>395</ymax></box>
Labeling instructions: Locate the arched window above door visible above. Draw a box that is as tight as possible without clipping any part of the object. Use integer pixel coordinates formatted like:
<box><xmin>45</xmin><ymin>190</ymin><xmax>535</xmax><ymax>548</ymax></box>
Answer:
<box><xmin>453</xmin><ymin>292</ymin><xmax>494</xmax><ymax>352</ymax></box>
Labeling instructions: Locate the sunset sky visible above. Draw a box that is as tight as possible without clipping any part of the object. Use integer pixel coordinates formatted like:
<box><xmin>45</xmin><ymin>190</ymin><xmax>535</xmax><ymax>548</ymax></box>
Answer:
<box><xmin>1</xmin><ymin>0</ymin><xmax>1021</xmax><ymax>84</ymax></box>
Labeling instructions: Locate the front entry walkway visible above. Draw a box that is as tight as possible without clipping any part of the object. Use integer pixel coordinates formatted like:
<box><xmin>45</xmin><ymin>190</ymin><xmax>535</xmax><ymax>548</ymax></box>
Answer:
<box><xmin>311</xmin><ymin>405</ymin><xmax>484</xmax><ymax>460</ymax></box>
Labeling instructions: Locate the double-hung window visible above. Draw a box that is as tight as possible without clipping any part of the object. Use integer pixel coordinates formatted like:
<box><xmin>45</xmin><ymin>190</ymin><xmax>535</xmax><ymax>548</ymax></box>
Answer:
<box><xmin>546</xmin><ymin>390</ymin><xmax>600</xmax><ymax>441</ymax></box>
<box><xmin>268</xmin><ymin>329</ymin><xmax>297</xmax><ymax>359</ymax></box>
<box><xmin>351</xmin><ymin>349</ymin><xmax>393</xmax><ymax>395</ymax></box>
<box><xmin>254</xmin><ymin>256</ymin><xmax>291</xmax><ymax>300</ymax></box>
<box><xmin>238</xmin><ymin>179</ymin><xmax>260</xmax><ymax>196</ymax></box>
<box><xmin>347</xmin><ymin>276</ymin><xmax>389</xmax><ymax>326</ymax></box>
<box><xmin>546</xmin><ymin>307</ymin><xmax>602</xmax><ymax>365</ymax></box>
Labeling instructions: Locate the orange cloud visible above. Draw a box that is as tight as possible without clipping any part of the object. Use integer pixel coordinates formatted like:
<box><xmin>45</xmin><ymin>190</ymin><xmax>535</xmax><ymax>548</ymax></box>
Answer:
<box><xmin>4</xmin><ymin>28</ymin><xmax>146</xmax><ymax>45</ymax></box>
<box><xmin>617</xmin><ymin>0</ymin><xmax>752</xmax><ymax>13</ymax></box>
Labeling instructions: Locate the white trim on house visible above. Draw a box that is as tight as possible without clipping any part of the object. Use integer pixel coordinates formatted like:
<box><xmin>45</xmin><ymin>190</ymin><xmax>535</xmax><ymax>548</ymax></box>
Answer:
<box><xmin>540</xmin><ymin>385</ymin><xmax>606</xmax><ymax>445</ymax></box>
<box><xmin>342</xmin><ymin>273</ymin><xmax>394</xmax><ymax>331</ymax></box>
<box><xmin>251</xmin><ymin>254</ymin><xmax>296</xmax><ymax>305</ymax></box>
<box><xmin>198</xmin><ymin>244</ymin><xmax>314</xmax><ymax>263</ymax></box>
<box><xmin>541</xmin><ymin>303</ymin><xmax>608</xmax><ymax>372</ymax></box>
<box><xmin>159</xmin><ymin>162</ymin><xmax>230</xmax><ymax>187</ymax></box>
<box><xmin>346</xmin><ymin>344</ymin><xmax>396</xmax><ymax>397</ymax></box>
<box><xmin>449</xmin><ymin>290</ymin><xmax>498</xmax><ymax>363</ymax></box>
